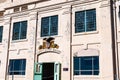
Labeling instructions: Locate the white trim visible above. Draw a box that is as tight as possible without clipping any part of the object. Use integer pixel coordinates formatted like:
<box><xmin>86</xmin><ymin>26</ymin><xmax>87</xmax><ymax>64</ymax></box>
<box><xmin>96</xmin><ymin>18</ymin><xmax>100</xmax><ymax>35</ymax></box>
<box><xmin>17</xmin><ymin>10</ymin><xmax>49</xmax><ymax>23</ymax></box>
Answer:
<box><xmin>74</xmin><ymin>48</ymin><xmax>99</xmax><ymax>57</ymax></box>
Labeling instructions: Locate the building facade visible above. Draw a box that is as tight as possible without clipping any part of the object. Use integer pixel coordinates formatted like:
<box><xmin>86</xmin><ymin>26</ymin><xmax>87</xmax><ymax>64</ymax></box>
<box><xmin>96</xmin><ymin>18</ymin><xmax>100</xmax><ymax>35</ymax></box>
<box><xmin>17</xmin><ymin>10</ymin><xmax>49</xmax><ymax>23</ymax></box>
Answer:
<box><xmin>0</xmin><ymin>0</ymin><xmax>119</xmax><ymax>80</ymax></box>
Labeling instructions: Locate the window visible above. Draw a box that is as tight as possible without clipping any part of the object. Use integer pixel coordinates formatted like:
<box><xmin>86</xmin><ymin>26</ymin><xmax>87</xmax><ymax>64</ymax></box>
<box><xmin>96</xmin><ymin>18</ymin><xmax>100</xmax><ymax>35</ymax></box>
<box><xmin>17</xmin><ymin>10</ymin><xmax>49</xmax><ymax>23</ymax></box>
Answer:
<box><xmin>0</xmin><ymin>11</ymin><xmax>4</xmax><ymax>17</ymax></box>
<box><xmin>0</xmin><ymin>26</ymin><xmax>3</xmax><ymax>42</ymax></box>
<box><xmin>74</xmin><ymin>56</ymin><xmax>99</xmax><ymax>75</ymax></box>
<box><xmin>21</xmin><ymin>5</ymin><xmax>28</xmax><ymax>11</ymax></box>
<box><xmin>13</xmin><ymin>5</ymin><xmax>28</xmax><ymax>13</ymax></box>
<box><xmin>75</xmin><ymin>9</ymin><xmax>96</xmax><ymax>33</ymax></box>
<box><xmin>12</xmin><ymin>21</ymin><xmax>27</xmax><ymax>40</ymax></box>
<box><xmin>8</xmin><ymin>59</ymin><xmax>26</xmax><ymax>75</ymax></box>
<box><xmin>14</xmin><ymin>7</ymin><xmax>20</xmax><ymax>12</ymax></box>
<box><xmin>41</xmin><ymin>15</ymin><xmax>58</xmax><ymax>37</ymax></box>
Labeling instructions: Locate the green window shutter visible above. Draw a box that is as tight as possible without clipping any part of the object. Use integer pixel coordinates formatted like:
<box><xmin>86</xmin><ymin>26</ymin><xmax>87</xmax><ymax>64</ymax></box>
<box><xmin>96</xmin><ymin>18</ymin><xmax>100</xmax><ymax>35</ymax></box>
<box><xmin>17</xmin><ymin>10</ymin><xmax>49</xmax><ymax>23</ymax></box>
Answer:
<box><xmin>34</xmin><ymin>63</ymin><xmax>42</xmax><ymax>80</ymax></box>
<box><xmin>54</xmin><ymin>62</ymin><xmax>60</xmax><ymax>80</ymax></box>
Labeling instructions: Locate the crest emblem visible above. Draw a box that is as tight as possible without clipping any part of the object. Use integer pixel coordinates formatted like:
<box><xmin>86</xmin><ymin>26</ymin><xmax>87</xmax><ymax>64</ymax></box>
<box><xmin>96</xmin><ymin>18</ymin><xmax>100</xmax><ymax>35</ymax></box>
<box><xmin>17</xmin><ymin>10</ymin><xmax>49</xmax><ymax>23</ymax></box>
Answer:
<box><xmin>39</xmin><ymin>37</ymin><xmax>59</xmax><ymax>50</ymax></box>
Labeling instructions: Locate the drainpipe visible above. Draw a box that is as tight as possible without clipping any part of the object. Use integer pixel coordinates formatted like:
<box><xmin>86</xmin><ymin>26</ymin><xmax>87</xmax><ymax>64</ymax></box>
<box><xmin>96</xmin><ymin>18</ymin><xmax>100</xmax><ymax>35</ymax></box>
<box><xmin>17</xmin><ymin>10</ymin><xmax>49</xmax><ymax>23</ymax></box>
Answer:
<box><xmin>33</xmin><ymin>11</ymin><xmax>38</xmax><ymax>80</ymax></box>
<box><xmin>70</xmin><ymin>5</ymin><xmax>72</xmax><ymax>80</ymax></box>
<box><xmin>34</xmin><ymin>11</ymin><xmax>38</xmax><ymax>63</ymax></box>
<box><xmin>5</xmin><ymin>17</ymin><xmax>12</xmax><ymax>80</ymax></box>
<box><xmin>110</xmin><ymin>0</ymin><xmax>120</xmax><ymax>79</ymax></box>
<box><xmin>113</xmin><ymin>1</ymin><xmax>120</xmax><ymax>80</ymax></box>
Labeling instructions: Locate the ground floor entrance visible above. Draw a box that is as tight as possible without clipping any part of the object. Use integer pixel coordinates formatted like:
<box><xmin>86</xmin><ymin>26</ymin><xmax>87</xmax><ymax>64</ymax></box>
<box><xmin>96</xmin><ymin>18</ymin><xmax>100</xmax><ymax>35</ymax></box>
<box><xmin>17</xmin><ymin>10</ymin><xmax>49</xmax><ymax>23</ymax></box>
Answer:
<box><xmin>43</xmin><ymin>63</ymin><xmax>54</xmax><ymax>80</ymax></box>
<box><xmin>34</xmin><ymin>62</ymin><xmax>60</xmax><ymax>80</ymax></box>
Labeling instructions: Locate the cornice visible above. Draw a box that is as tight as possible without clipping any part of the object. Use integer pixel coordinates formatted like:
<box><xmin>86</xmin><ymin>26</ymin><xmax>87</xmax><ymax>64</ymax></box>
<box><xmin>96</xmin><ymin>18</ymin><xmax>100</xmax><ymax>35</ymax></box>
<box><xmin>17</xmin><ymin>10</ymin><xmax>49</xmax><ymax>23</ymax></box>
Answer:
<box><xmin>4</xmin><ymin>0</ymin><xmax>101</xmax><ymax>17</ymax></box>
<box><xmin>31</xmin><ymin>0</ymin><xmax>100</xmax><ymax>13</ymax></box>
<box><xmin>5</xmin><ymin>11</ymin><xmax>30</xmax><ymax>19</ymax></box>
<box><xmin>99</xmin><ymin>0</ymin><xmax>110</xmax><ymax>8</ymax></box>
<box><xmin>0</xmin><ymin>16</ymin><xmax>4</xmax><ymax>23</ymax></box>
<box><xmin>5</xmin><ymin>0</ymin><xmax>50</xmax><ymax>9</ymax></box>
<box><xmin>72</xmin><ymin>0</ymin><xmax>100</xmax><ymax>7</ymax></box>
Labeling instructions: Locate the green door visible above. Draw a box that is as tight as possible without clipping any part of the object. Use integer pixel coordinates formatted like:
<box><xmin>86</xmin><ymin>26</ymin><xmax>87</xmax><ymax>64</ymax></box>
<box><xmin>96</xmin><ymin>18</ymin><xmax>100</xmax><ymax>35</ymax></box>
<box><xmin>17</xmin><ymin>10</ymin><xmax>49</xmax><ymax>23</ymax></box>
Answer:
<box><xmin>34</xmin><ymin>62</ymin><xmax>60</xmax><ymax>80</ymax></box>
<box><xmin>54</xmin><ymin>62</ymin><xmax>60</xmax><ymax>80</ymax></box>
<box><xmin>34</xmin><ymin>63</ymin><xmax>42</xmax><ymax>80</ymax></box>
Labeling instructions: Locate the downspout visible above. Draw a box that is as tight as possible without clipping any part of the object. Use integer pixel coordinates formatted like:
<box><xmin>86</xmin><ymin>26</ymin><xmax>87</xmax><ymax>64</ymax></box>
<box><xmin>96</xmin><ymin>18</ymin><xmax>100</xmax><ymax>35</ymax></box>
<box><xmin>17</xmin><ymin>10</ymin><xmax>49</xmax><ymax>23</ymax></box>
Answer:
<box><xmin>5</xmin><ymin>17</ymin><xmax>12</xmax><ymax>80</ymax></box>
<box><xmin>70</xmin><ymin>5</ymin><xmax>72</xmax><ymax>80</ymax></box>
<box><xmin>110</xmin><ymin>0</ymin><xmax>120</xmax><ymax>79</ymax></box>
<box><xmin>34</xmin><ymin>11</ymin><xmax>38</xmax><ymax>63</ymax></box>
<box><xmin>113</xmin><ymin>1</ymin><xmax>120</xmax><ymax>80</ymax></box>
<box><xmin>33</xmin><ymin>11</ymin><xmax>38</xmax><ymax>78</ymax></box>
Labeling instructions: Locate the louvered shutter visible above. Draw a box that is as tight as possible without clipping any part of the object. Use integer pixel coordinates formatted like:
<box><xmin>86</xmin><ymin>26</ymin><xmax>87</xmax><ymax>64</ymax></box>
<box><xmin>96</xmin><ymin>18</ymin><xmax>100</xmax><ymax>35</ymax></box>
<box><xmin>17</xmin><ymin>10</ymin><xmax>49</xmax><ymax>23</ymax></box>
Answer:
<box><xmin>86</xmin><ymin>9</ymin><xmax>96</xmax><ymax>31</ymax></box>
<box><xmin>75</xmin><ymin>11</ymin><xmax>85</xmax><ymax>33</ymax></box>
<box><xmin>41</xmin><ymin>17</ymin><xmax>49</xmax><ymax>37</ymax></box>
<box><xmin>34</xmin><ymin>63</ymin><xmax>43</xmax><ymax>80</ymax></box>
<box><xmin>20</xmin><ymin>21</ymin><xmax>27</xmax><ymax>39</ymax></box>
<box><xmin>54</xmin><ymin>62</ymin><xmax>60</xmax><ymax>80</ymax></box>
<box><xmin>50</xmin><ymin>15</ymin><xmax>58</xmax><ymax>35</ymax></box>
<box><xmin>12</xmin><ymin>22</ymin><xmax>20</xmax><ymax>40</ymax></box>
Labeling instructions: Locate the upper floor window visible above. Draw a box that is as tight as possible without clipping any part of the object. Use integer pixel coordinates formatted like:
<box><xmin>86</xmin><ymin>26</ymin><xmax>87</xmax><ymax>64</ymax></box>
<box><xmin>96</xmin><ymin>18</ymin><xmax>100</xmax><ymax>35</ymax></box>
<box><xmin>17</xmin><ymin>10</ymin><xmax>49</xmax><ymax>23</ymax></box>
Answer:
<box><xmin>75</xmin><ymin>9</ymin><xmax>96</xmax><ymax>33</ymax></box>
<box><xmin>8</xmin><ymin>59</ymin><xmax>26</xmax><ymax>75</ymax></box>
<box><xmin>13</xmin><ymin>5</ymin><xmax>28</xmax><ymax>13</ymax></box>
<box><xmin>41</xmin><ymin>15</ymin><xmax>58</xmax><ymax>37</ymax></box>
<box><xmin>12</xmin><ymin>21</ymin><xmax>27</xmax><ymax>40</ymax></box>
<box><xmin>0</xmin><ymin>11</ymin><xmax>4</xmax><ymax>17</ymax></box>
<box><xmin>0</xmin><ymin>26</ymin><xmax>3</xmax><ymax>42</ymax></box>
<box><xmin>14</xmin><ymin>7</ymin><xmax>19</xmax><ymax>12</ymax></box>
<box><xmin>74</xmin><ymin>56</ymin><xmax>99</xmax><ymax>75</ymax></box>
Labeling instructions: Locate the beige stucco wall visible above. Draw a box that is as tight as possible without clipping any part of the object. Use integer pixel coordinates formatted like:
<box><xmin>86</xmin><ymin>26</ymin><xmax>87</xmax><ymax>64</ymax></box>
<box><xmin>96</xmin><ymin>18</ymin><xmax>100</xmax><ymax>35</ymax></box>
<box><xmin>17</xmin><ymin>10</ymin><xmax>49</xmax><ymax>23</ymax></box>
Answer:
<box><xmin>0</xmin><ymin>0</ymin><xmax>6</xmax><ymax>3</ymax></box>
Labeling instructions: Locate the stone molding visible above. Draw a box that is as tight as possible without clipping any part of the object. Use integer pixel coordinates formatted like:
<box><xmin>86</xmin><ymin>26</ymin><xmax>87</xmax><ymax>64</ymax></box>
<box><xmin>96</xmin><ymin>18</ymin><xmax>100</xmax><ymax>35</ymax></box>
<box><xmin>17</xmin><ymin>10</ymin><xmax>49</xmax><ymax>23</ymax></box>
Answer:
<box><xmin>37</xmin><ymin>48</ymin><xmax>61</xmax><ymax>56</ymax></box>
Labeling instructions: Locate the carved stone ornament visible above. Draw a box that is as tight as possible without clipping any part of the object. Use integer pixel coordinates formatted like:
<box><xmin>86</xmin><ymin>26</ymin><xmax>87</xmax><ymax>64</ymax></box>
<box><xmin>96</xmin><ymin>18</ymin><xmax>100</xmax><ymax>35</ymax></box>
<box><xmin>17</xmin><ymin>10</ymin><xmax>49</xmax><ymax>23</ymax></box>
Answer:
<box><xmin>38</xmin><ymin>37</ymin><xmax>59</xmax><ymax>50</ymax></box>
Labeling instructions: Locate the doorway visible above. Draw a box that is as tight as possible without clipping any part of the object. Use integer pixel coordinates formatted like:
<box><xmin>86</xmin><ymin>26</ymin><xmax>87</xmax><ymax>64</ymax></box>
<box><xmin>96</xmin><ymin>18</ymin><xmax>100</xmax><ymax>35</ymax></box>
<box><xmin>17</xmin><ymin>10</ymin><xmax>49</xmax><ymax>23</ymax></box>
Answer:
<box><xmin>42</xmin><ymin>63</ymin><xmax>54</xmax><ymax>80</ymax></box>
<box><xmin>34</xmin><ymin>62</ymin><xmax>60</xmax><ymax>80</ymax></box>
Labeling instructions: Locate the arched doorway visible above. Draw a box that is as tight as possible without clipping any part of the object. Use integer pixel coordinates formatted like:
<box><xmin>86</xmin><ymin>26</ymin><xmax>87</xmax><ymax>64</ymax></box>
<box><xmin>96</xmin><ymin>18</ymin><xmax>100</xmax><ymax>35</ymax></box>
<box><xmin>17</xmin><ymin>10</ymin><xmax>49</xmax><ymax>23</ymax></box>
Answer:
<box><xmin>34</xmin><ymin>49</ymin><xmax>61</xmax><ymax>80</ymax></box>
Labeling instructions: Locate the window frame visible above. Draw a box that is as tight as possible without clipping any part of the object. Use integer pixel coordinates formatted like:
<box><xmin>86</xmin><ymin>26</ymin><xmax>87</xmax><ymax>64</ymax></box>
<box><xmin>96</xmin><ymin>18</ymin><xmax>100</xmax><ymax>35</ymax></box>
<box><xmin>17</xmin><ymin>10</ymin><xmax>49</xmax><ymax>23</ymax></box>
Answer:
<box><xmin>74</xmin><ymin>56</ymin><xmax>99</xmax><ymax>75</ymax></box>
<box><xmin>75</xmin><ymin>9</ymin><xmax>96</xmax><ymax>33</ymax></box>
<box><xmin>12</xmin><ymin>20</ymin><xmax>27</xmax><ymax>40</ymax></box>
<box><xmin>41</xmin><ymin>15</ymin><xmax>58</xmax><ymax>37</ymax></box>
<box><xmin>8</xmin><ymin>59</ymin><xmax>26</xmax><ymax>75</ymax></box>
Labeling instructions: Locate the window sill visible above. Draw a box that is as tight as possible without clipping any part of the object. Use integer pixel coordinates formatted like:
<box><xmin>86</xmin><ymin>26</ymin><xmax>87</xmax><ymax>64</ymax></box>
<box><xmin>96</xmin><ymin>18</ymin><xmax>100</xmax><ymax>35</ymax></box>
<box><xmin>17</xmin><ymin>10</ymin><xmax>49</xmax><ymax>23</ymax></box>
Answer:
<box><xmin>0</xmin><ymin>42</ymin><xmax>3</xmax><ymax>45</ymax></box>
<box><xmin>39</xmin><ymin>35</ymin><xmax>62</xmax><ymax>39</ymax></box>
<box><xmin>11</xmin><ymin>39</ymin><xmax>28</xmax><ymax>43</ymax></box>
<box><xmin>74</xmin><ymin>75</ymin><xmax>100</xmax><ymax>78</ymax></box>
<box><xmin>8</xmin><ymin>75</ymin><xmax>26</xmax><ymax>78</ymax></box>
<box><xmin>73</xmin><ymin>31</ymin><xmax>99</xmax><ymax>36</ymax></box>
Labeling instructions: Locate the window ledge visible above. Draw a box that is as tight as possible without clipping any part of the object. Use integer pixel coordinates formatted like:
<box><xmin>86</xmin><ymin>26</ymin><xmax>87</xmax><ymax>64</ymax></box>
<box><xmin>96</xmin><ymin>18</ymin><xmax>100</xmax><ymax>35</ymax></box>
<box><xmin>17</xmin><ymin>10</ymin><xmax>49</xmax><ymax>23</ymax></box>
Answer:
<box><xmin>0</xmin><ymin>42</ymin><xmax>2</xmax><ymax>45</ymax></box>
<box><xmin>8</xmin><ymin>75</ymin><xmax>26</xmax><ymax>78</ymax></box>
<box><xmin>39</xmin><ymin>35</ymin><xmax>62</xmax><ymax>39</ymax></box>
<box><xmin>74</xmin><ymin>75</ymin><xmax>100</xmax><ymax>78</ymax></box>
<box><xmin>11</xmin><ymin>39</ymin><xmax>28</xmax><ymax>43</ymax></box>
<box><xmin>73</xmin><ymin>31</ymin><xmax>99</xmax><ymax>36</ymax></box>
